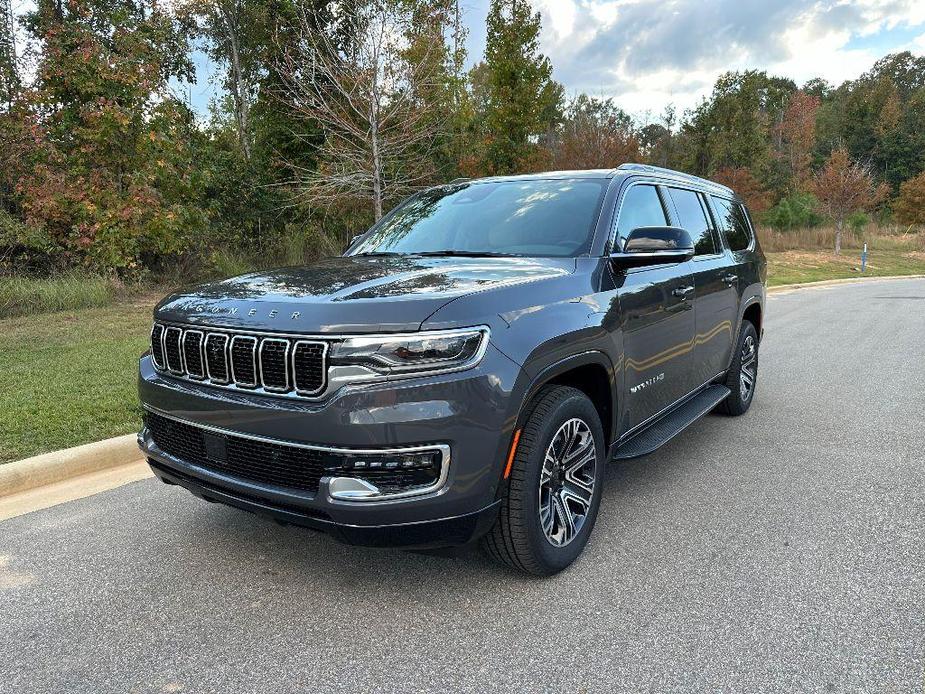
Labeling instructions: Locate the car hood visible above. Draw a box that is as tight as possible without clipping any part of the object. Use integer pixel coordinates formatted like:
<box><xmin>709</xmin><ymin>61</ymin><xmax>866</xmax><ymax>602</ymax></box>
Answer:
<box><xmin>155</xmin><ymin>255</ymin><xmax>575</xmax><ymax>333</ymax></box>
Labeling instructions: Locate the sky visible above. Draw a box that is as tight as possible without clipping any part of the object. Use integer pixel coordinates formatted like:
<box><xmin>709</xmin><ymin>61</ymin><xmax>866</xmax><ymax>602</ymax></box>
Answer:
<box><xmin>13</xmin><ymin>0</ymin><xmax>925</xmax><ymax>120</ymax></box>
<box><xmin>459</xmin><ymin>0</ymin><xmax>925</xmax><ymax>119</ymax></box>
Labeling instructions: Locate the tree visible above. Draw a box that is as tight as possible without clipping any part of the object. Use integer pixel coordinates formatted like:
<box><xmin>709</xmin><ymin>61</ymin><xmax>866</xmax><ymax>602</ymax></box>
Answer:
<box><xmin>683</xmin><ymin>70</ymin><xmax>795</xmax><ymax>178</ymax></box>
<box><xmin>278</xmin><ymin>0</ymin><xmax>451</xmax><ymax>220</ymax></box>
<box><xmin>712</xmin><ymin>167</ymin><xmax>772</xmax><ymax>216</ymax></box>
<box><xmin>0</xmin><ymin>0</ymin><xmax>17</xmax><ymax>110</ymax></box>
<box><xmin>893</xmin><ymin>171</ymin><xmax>925</xmax><ymax>226</ymax></box>
<box><xmin>180</xmin><ymin>0</ymin><xmax>266</xmax><ymax>161</ymax></box>
<box><xmin>552</xmin><ymin>94</ymin><xmax>639</xmax><ymax>170</ymax></box>
<box><xmin>472</xmin><ymin>0</ymin><xmax>562</xmax><ymax>175</ymax></box>
<box><xmin>14</xmin><ymin>0</ymin><xmax>204</xmax><ymax>273</ymax></box>
<box><xmin>777</xmin><ymin>90</ymin><xmax>820</xmax><ymax>189</ymax></box>
<box><xmin>810</xmin><ymin>147</ymin><xmax>888</xmax><ymax>254</ymax></box>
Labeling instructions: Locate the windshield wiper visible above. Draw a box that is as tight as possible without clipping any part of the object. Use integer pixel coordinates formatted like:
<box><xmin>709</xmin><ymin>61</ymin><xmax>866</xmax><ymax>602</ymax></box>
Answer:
<box><xmin>353</xmin><ymin>251</ymin><xmax>407</xmax><ymax>257</ymax></box>
<box><xmin>413</xmin><ymin>250</ymin><xmax>520</xmax><ymax>258</ymax></box>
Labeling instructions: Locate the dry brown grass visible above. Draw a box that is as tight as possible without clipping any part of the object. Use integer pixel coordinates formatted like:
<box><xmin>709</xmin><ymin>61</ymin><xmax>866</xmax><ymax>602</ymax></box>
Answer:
<box><xmin>755</xmin><ymin>224</ymin><xmax>925</xmax><ymax>253</ymax></box>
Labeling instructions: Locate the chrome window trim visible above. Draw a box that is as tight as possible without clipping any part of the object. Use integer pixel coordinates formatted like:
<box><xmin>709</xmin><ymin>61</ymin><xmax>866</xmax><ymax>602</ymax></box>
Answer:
<box><xmin>229</xmin><ymin>335</ymin><xmax>259</xmax><ymax>388</ymax></box>
<box><xmin>164</xmin><ymin>326</ymin><xmax>185</xmax><ymax>375</ymax></box>
<box><xmin>141</xmin><ymin>404</ymin><xmax>451</xmax><ymax>504</ymax></box>
<box><xmin>259</xmin><ymin>338</ymin><xmax>291</xmax><ymax>393</ymax></box>
<box><xmin>182</xmin><ymin>330</ymin><xmax>206</xmax><ymax>380</ymax></box>
<box><xmin>292</xmin><ymin>340</ymin><xmax>329</xmax><ymax>396</ymax></box>
<box><xmin>204</xmin><ymin>333</ymin><xmax>231</xmax><ymax>385</ymax></box>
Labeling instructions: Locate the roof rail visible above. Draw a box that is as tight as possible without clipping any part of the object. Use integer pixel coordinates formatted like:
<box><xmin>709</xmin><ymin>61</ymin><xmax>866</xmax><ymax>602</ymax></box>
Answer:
<box><xmin>615</xmin><ymin>163</ymin><xmax>734</xmax><ymax>194</ymax></box>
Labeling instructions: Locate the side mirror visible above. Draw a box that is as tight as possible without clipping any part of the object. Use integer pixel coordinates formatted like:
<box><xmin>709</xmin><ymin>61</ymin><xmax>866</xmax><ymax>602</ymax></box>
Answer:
<box><xmin>610</xmin><ymin>226</ymin><xmax>695</xmax><ymax>267</ymax></box>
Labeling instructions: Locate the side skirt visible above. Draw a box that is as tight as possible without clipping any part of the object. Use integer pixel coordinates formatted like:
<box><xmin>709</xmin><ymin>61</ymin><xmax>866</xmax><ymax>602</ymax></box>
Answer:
<box><xmin>609</xmin><ymin>384</ymin><xmax>731</xmax><ymax>461</ymax></box>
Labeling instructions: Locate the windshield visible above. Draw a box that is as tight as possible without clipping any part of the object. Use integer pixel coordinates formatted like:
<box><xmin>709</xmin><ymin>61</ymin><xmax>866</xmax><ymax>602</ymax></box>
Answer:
<box><xmin>348</xmin><ymin>178</ymin><xmax>607</xmax><ymax>258</ymax></box>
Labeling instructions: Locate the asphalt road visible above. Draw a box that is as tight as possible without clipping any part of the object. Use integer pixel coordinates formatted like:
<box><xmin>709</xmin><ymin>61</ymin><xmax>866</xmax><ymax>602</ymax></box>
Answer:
<box><xmin>2</xmin><ymin>278</ymin><xmax>924</xmax><ymax>693</ymax></box>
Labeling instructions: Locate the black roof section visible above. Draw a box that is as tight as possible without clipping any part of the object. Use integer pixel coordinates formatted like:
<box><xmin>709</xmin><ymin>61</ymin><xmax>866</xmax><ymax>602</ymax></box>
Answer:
<box><xmin>438</xmin><ymin>164</ymin><xmax>736</xmax><ymax>197</ymax></box>
<box><xmin>615</xmin><ymin>163</ymin><xmax>735</xmax><ymax>196</ymax></box>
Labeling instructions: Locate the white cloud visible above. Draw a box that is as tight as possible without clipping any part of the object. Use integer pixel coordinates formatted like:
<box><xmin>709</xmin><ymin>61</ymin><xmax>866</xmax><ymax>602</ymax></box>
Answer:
<box><xmin>524</xmin><ymin>0</ymin><xmax>925</xmax><ymax>116</ymax></box>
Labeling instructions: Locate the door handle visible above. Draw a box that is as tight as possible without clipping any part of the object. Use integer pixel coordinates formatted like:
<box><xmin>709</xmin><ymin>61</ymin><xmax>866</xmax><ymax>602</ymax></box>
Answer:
<box><xmin>722</xmin><ymin>274</ymin><xmax>738</xmax><ymax>286</ymax></box>
<box><xmin>672</xmin><ymin>286</ymin><xmax>694</xmax><ymax>299</ymax></box>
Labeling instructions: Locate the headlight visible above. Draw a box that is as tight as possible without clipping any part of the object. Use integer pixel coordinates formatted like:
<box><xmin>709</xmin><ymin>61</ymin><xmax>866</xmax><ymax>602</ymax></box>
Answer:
<box><xmin>329</xmin><ymin>327</ymin><xmax>489</xmax><ymax>376</ymax></box>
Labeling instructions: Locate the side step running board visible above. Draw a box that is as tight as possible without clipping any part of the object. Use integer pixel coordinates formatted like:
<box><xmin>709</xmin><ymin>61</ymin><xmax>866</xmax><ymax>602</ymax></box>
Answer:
<box><xmin>610</xmin><ymin>385</ymin><xmax>731</xmax><ymax>461</ymax></box>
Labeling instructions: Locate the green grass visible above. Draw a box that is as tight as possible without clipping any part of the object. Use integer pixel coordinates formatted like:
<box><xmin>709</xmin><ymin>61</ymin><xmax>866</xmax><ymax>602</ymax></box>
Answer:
<box><xmin>766</xmin><ymin>249</ymin><xmax>925</xmax><ymax>286</ymax></box>
<box><xmin>0</xmin><ymin>274</ymin><xmax>115</xmax><ymax>319</ymax></box>
<box><xmin>0</xmin><ymin>302</ymin><xmax>152</xmax><ymax>463</ymax></box>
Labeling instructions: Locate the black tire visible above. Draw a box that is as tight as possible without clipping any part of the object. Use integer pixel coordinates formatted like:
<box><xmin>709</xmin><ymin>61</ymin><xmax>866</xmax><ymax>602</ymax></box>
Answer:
<box><xmin>717</xmin><ymin>319</ymin><xmax>759</xmax><ymax>416</ymax></box>
<box><xmin>482</xmin><ymin>386</ymin><xmax>605</xmax><ymax>576</ymax></box>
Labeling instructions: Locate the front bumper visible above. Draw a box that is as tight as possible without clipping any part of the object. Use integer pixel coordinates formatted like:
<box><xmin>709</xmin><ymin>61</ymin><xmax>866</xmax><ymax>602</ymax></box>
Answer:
<box><xmin>138</xmin><ymin>342</ymin><xmax>523</xmax><ymax>547</ymax></box>
<box><xmin>146</xmin><ymin>455</ymin><xmax>500</xmax><ymax>549</ymax></box>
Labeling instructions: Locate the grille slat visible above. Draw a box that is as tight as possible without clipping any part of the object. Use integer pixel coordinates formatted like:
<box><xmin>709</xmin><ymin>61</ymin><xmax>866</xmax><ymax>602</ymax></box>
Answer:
<box><xmin>259</xmin><ymin>339</ymin><xmax>290</xmax><ymax>392</ymax></box>
<box><xmin>293</xmin><ymin>341</ymin><xmax>327</xmax><ymax>395</ymax></box>
<box><xmin>205</xmin><ymin>334</ymin><xmax>230</xmax><ymax>384</ymax></box>
<box><xmin>164</xmin><ymin>327</ymin><xmax>184</xmax><ymax>373</ymax></box>
<box><xmin>150</xmin><ymin>323</ymin><xmax>328</xmax><ymax>399</ymax></box>
<box><xmin>230</xmin><ymin>336</ymin><xmax>258</xmax><ymax>388</ymax></box>
<box><xmin>183</xmin><ymin>331</ymin><xmax>205</xmax><ymax>379</ymax></box>
<box><xmin>144</xmin><ymin>411</ymin><xmax>441</xmax><ymax>495</ymax></box>
<box><xmin>150</xmin><ymin>324</ymin><xmax>165</xmax><ymax>369</ymax></box>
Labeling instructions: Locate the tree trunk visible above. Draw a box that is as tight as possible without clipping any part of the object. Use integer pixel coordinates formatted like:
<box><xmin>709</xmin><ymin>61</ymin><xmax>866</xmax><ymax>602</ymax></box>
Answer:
<box><xmin>835</xmin><ymin>218</ymin><xmax>843</xmax><ymax>255</ymax></box>
<box><xmin>371</xmin><ymin>115</ymin><xmax>383</xmax><ymax>221</ymax></box>
<box><xmin>219</xmin><ymin>4</ymin><xmax>251</xmax><ymax>162</ymax></box>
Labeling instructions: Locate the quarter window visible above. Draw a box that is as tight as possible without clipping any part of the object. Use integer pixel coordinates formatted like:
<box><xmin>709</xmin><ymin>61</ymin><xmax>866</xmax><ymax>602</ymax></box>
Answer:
<box><xmin>711</xmin><ymin>196</ymin><xmax>753</xmax><ymax>252</ymax></box>
<box><xmin>668</xmin><ymin>188</ymin><xmax>717</xmax><ymax>256</ymax></box>
<box><xmin>615</xmin><ymin>185</ymin><xmax>668</xmax><ymax>247</ymax></box>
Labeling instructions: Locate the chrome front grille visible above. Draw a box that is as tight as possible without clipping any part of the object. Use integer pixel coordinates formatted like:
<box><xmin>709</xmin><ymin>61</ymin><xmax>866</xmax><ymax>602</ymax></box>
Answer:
<box><xmin>151</xmin><ymin>323</ymin><xmax>328</xmax><ymax>398</ymax></box>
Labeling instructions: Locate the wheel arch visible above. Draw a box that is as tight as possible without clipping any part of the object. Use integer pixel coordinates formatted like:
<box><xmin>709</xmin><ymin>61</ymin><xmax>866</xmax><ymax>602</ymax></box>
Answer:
<box><xmin>517</xmin><ymin>351</ymin><xmax>617</xmax><ymax>449</ymax></box>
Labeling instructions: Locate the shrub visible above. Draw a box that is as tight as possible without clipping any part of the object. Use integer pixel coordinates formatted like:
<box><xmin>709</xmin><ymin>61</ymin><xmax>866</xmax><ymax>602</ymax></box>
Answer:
<box><xmin>764</xmin><ymin>193</ymin><xmax>823</xmax><ymax>231</ymax></box>
<box><xmin>847</xmin><ymin>211</ymin><xmax>870</xmax><ymax>232</ymax></box>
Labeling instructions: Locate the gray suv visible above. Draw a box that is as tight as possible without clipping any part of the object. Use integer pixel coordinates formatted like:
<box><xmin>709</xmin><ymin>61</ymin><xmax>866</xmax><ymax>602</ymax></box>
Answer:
<box><xmin>138</xmin><ymin>164</ymin><xmax>766</xmax><ymax>575</ymax></box>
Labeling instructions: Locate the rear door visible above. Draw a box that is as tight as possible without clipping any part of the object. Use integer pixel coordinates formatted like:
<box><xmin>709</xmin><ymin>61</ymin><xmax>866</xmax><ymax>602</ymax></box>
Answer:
<box><xmin>666</xmin><ymin>187</ymin><xmax>737</xmax><ymax>385</ymax></box>
<box><xmin>613</xmin><ymin>183</ymin><xmax>696</xmax><ymax>431</ymax></box>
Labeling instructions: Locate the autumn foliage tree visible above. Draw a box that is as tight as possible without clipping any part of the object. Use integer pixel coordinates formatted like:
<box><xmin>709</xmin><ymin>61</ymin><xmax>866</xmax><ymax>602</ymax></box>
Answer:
<box><xmin>13</xmin><ymin>0</ymin><xmax>205</xmax><ymax>273</ymax></box>
<box><xmin>777</xmin><ymin>90</ymin><xmax>820</xmax><ymax>188</ymax></box>
<box><xmin>552</xmin><ymin>95</ymin><xmax>640</xmax><ymax>170</ymax></box>
<box><xmin>893</xmin><ymin>171</ymin><xmax>925</xmax><ymax>225</ymax></box>
<box><xmin>811</xmin><ymin>147</ymin><xmax>889</xmax><ymax>254</ymax></box>
<box><xmin>712</xmin><ymin>167</ymin><xmax>772</xmax><ymax>216</ymax></box>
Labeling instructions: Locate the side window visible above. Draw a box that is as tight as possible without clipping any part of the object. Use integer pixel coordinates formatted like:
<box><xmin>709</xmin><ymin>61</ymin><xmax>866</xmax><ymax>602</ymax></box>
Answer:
<box><xmin>711</xmin><ymin>196</ymin><xmax>753</xmax><ymax>252</ymax></box>
<box><xmin>615</xmin><ymin>185</ymin><xmax>668</xmax><ymax>246</ymax></box>
<box><xmin>668</xmin><ymin>188</ymin><xmax>717</xmax><ymax>256</ymax></box>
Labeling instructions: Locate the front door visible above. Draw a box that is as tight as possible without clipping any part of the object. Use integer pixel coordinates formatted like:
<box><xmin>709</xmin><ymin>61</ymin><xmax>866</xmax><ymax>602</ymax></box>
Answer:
<box><xmin>611</xmin><ymin>183</ymin><xmax>697</xmax><ymax>431</ymax></box>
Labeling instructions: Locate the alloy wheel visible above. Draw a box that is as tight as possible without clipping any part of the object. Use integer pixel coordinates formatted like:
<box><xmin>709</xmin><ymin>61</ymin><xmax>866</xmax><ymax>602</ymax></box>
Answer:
<box><xmin>538</xmin><ymin>418</ymin><xmax>597</xmax><ymax>547</ymax></box>
<box><xmin>739</xmin><ymin>334</ymin><xmax>757</xmax><ymax>402</ymax></box>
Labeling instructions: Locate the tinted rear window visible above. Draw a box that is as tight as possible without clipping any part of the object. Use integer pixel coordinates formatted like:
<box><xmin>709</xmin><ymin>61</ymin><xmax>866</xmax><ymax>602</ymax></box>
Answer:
<box><xmin>669</xmin><ymin>188</ymin><xmax>717</xmax><ymax>256</ymax></box>
<box><xmin>711</xmin><ymin>196</ymin><xmax>753</xmax><ymax>252</ymax></box>
<box><xmin>351</xmin><ymin>179</ymin><xmax>607</xmax><ymax>257</ymax></box>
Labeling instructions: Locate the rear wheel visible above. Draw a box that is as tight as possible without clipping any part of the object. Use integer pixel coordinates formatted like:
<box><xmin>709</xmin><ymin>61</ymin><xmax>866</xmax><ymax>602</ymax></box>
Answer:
<box><xmin>718</xmin><ymin>320</ymin><xmax>759</xmax><ymax>416</ymax></box>
<box><xmin>482</xmin><ymin>386</ymin><xmax>605</xmax><ymax>575</ymax></box>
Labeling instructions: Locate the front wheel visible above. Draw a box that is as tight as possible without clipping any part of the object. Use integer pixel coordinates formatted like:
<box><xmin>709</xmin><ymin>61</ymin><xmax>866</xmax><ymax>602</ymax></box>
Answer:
<box><xmin>482</xmin><ymin>386</ymin><xmax>605</xmax><ymax>575</ymax></box>
<box><xmin>718</xmin><ymin>320</ymin><xmax>759</xmax><ymax>416</ymax></box>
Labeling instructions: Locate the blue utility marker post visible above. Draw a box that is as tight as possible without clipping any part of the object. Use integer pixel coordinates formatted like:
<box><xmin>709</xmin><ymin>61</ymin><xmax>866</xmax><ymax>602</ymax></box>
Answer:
<box><xmin>861</xmin><ymin>243</ymin><xmax>867</xmax><ymax>272</ymax></box>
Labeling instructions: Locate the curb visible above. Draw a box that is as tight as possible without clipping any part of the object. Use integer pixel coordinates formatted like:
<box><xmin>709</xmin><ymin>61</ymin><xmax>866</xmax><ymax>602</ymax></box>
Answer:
<box><xmin>768</xmin><ymin>274</ymin><xmax>925</xmax><ymax>294</ymax></box>
<box><xmin>0</xmin><ymin>434</ymin><xmax>141</xmax><ymax>498</ymax></box>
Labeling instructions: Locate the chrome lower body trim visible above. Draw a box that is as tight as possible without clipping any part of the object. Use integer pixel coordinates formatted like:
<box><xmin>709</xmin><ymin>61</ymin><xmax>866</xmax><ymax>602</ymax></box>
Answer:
<box><xmin>140</xmin><ymin>405</ymin><xmax>451</xmax><ymax>504</ymax></box>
